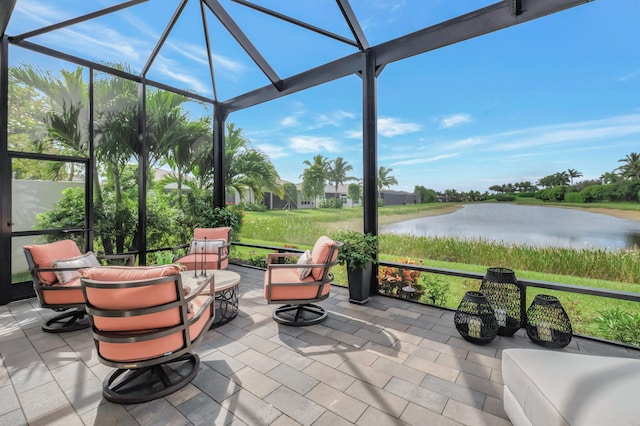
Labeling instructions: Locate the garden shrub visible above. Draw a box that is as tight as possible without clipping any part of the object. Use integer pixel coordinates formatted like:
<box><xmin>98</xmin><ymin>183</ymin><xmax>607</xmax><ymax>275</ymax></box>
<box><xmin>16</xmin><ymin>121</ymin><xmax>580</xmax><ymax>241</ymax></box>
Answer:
<box><xmin>564</xmin><ymin>192</ymin><xmax>585</xmax><ymax>203</ymax></box>
<box><xmin>319</xmin><ymin>198</ymin><xmax>343</xmax><ymax>208</ymax></box>
<box><xmin>494</xmin><ymin>193</ymin><xmax>516</xmax><ymax>202</ymax></box>
<box><xmin>420</xmin><ymin>275</ymin><xmax>449</xmax><ymax>305</ymax></box>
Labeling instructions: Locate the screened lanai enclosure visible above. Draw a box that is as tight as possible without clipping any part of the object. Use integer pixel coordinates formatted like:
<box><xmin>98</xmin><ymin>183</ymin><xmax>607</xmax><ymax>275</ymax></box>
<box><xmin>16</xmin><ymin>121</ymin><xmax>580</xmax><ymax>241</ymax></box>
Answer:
<box><xmin>0</xmin><ymin>0</ymin><xmax>592</xmax><ymax>305</ymax></box>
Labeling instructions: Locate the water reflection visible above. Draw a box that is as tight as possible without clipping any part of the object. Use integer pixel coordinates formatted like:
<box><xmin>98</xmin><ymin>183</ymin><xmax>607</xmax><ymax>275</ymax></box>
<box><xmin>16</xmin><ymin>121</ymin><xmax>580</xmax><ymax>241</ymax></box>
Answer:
<box><xmin>380</xmin><ymin>204</ymin><xmax>640</xmax><ymax>251</ymax></box>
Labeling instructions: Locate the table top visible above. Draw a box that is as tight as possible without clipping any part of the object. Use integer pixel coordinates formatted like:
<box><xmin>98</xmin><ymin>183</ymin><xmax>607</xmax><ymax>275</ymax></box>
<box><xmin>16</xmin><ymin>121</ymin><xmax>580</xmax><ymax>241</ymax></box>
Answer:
<box><xmin>181</xmin><ymin>269</ymin><xmax>240</xmax><ymax>293</ymax></box>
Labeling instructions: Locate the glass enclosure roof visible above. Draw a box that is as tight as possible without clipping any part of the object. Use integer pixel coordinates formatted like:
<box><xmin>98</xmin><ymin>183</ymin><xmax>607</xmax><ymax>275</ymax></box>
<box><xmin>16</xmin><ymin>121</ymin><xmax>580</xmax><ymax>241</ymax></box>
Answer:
<box><xmin>5</xmin><ymin>0</ymin><xmax>505</xmax><ymax>102</ymax></box>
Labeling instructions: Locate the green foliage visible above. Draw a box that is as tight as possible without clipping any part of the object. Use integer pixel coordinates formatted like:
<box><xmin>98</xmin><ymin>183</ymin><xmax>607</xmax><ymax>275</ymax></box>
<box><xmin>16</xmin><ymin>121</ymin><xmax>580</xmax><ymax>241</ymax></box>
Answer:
<box><xmin>240</xmin><ymin>202</ymin><xmax>266</xmax><ymax>212</ymax></box>
<box><xmin>200</xmin><ymin>206</ymin><xmax>244</xmax><ymax>241</ymax></box>
<box><xmin>347</xmin><ymin>183</ymin><xmax>361</xmax><ymax>204</ymax></box>
<box><xmin>318</xmin><ymin>198</ymin><xmax>343</xmax><ymax>208</ymax></box>
<box><xmin>420</xmin><ymin>274</ymin><xmax>449</xmax><ymax>305</ymax></box>
<box><xmin>564</xmin><ymin>192</ymin><xmax>585</xmax><ymax>203</ymax></box>
<box><xmin>333</xmin><ymin>230</ymin><xmax>378</xmax><ymax>270</ymax></box>
<box><xmin>155</xmin><ymin>250</ymin><xmax>175</xmax><ymax>265</ymax></box>
<box><xmin>580</xmin><ymin>184</ymin><xmax>612</xmax><ymax>202</ymax></box>
<box><xmin>594</xmin><ymin>308</ymin><xmax>640</xmax><ymax>346</ymax></box>
<box><xmin>283</xmin><ymin>182</ymin><xmax>298</xmax><ymax>207</ymax></box>
<box><xmin>537</xmin><ymin>185</ymin><xmax>567</xmax><ymax>201</ymax></box>
<box><xmin>414</xmin><ymin>185</ymin><xmax>438</xmax><ymax>203</ymax></box>
<box><xmin>494</xmin><ymin>193</ymin><xmax>516</xmax><ymax>202</ymax></box>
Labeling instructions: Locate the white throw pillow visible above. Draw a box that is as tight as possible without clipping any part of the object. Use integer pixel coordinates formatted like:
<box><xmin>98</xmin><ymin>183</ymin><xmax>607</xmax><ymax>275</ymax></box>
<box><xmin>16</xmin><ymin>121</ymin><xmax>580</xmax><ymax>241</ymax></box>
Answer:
<box><xmin>297</xmin><ymin>250</ymin><xmax>313</xmax><ymax>280</ymax></box>
<box><xmin>52</xmin><ymin>252</ymin><xmax>101</xmax><ymax>284</ymax></box>
<box><xmin>189</xmin><ymin>238</ymin><xmax>226</xmax><ymax>254</ymax></box>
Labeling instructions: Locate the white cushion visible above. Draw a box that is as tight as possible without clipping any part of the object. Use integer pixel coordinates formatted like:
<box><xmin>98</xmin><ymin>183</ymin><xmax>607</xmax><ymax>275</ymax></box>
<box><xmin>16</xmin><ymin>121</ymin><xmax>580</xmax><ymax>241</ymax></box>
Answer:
<box><xmin>296</xmin><ymin>250</ymin><xmax>312</xmax><ymax>280</ymax></box>
<box><xmin>189</xmin><ymin>238</ymin><xmax>225</xmax><ymax>254</ymax></box>
<box><xmin>502</xmin><ymin>348</ymin><xmax>640</xmax><ymax>426</ymax></box>
<box><xmin>52</xmin><ymin>252</ymin><xmax>101</xmax><ymax>284</ymax></box>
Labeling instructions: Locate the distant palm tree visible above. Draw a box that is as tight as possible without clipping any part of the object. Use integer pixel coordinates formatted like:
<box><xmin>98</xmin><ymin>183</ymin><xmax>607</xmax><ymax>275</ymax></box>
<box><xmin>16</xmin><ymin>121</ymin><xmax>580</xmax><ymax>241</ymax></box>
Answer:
<box><xmin>617</xmin><ymin>152</ymin><xmax>640</xmax><ymax>180</ymax></box>
<box><xmin>300</xmin><ymin>155</ymin><xmax>331</xmax><ymax>202</ymax></box>
<box><xmin>567</xmin><ymin>168</ymin><xmax>583</xmax><ymax>186</ymax></box>
<box><xmin>378</xmin><ymin>166</ymin><xmax>398</xmax><ymax>195</ymax></box>
<box><xmin>600</xmin><ymin>170</ymin><xmax>619</xmax><ymax>184</ymax></box>
<box><xmin>327</xmin><ymin>157</ymin><xmax>356</xmax><ymax>201</ymax></box>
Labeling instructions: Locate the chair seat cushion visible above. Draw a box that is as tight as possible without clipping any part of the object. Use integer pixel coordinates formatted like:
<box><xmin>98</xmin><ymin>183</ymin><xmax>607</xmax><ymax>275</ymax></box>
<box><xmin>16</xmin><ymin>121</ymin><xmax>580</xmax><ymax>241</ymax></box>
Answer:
<box><xmin>264</xmin><ymin>268</ymin><xmax>330</xmax><ymax>301</ymax></box>
<box><xmin>502</xmin><ymin>348</ymin><xmax>640</xmax><ymax>426</ymax></box>
<box><xmin>176</xmin><ymin>254</ymin><xmax>227</xmax><ymax>271</ymax></box>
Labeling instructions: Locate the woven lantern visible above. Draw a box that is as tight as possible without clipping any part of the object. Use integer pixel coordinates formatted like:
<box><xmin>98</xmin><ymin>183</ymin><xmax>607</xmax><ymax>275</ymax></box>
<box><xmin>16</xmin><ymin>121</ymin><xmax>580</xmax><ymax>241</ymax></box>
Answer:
<box><xmin>454</xmin><ymin>291</ymin><xmax>499</xmax><ymax>345</ymax></box>
<box><xmin>526</xmin><ymin>294</ymin><xmax>572</xmax><ymax>348</ymax></box>
<box><xmin>479</xmin><ymin>267</ymin><xmax>524</xmax><ymax>336</ymax></box>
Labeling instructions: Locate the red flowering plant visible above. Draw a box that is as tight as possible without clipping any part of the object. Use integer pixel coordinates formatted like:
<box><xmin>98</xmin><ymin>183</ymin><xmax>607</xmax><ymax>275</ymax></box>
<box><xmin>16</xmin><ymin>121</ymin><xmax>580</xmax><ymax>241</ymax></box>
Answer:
<box><xmin>378</xmin><ymin>257</ymin><xmax>424</xmax><ymax>300</ymax></box>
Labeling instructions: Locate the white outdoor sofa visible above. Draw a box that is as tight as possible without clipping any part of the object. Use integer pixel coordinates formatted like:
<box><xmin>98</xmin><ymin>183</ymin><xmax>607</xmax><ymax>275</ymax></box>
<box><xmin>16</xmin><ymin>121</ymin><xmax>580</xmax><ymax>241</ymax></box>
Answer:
<box><xmin>502</xmin><ymin>348</ymin><xmax>640</xmax><ymax>426</ymax></box>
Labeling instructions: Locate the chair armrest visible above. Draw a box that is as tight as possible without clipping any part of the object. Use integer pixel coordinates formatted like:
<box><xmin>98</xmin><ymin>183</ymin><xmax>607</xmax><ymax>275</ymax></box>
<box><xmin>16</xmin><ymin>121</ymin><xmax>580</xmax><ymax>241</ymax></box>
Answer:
<box><xmin>266</xmin><ymin>252</ymin><xmax>301</xmax><ymax>265</ymax></box>
<box><xmin>216</xmin><ymin>242</ymin><xmax>231</xmax><ymax>258</ymax></box>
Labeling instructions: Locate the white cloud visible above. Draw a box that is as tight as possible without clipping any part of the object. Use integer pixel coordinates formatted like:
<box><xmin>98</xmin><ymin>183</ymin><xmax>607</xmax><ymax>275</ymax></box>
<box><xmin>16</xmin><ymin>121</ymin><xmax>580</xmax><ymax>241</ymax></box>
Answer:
<box><xmin>440</xmin><ymin>113</ymin><xmax>472</xmax><ymax>129</ymax></box>
<box><xmin>152</xmin><ymin>55</ymin><xmax>209</xmax><ymax>94</ymax></box>
<box><xmin>619</xmin><ymin>70</ymin><xmax>640</xmax><ymax>82</ymax></box>
<box><xmin>309</xmin><ymin>110</ymin><xmax>357</xmax><ymax>129</ymax></box>
<box><xmin>378</xmin><ymin>117</ymin><xmax>422</xmax><ymax>137</ymax></box>
<box><xmin>281</xmin><ymin>116</ymin><xmax>298</xmax><ymax>127</ymax></box>
<box><xmin>256</xmin><ymin>144</ymin><xmax>288</xmax><ymax>159</ymax></box>
<box><xmin>391</xmin><ymin>153</ymin><xmax>459</xmax><ymax>166</ymax></box>
<box><xmin>346</xmin><ymin>116</ymin><xmax>421</xmax><ymax>138</ymax></box>
<box><xmin>491</xmin><ymin>113</ymin><xmax>640</xmax><ymax>152</ymax></box>
<box><xmin>289</xmin><ymin>136</ymin><xmax>340</xmax><ymax>153</ymax></box>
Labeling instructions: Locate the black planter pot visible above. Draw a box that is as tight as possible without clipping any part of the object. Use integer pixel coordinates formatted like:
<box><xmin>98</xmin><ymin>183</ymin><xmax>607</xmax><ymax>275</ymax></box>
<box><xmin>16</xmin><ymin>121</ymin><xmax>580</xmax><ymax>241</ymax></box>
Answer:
<box><xmin>348</xmin><ymin>263</ymin><xmax>372</xmax><ymax>305</ymax></box>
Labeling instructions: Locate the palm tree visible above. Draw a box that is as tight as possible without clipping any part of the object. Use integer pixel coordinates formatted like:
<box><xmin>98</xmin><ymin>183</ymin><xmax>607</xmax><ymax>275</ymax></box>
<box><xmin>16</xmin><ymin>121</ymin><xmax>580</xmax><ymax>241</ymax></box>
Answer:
<box><xmin>567</xmin><ymin>168</ymin><xmax>583</xmax><ymax>186</ymax></box>
<box><xmin>617</xmin><ymin>152</ymin><xmax>640</xmax><ymax>180</ymax></box>
<box><xmin>300</xmin><ymin>155</ymin><xmax>331</xmax><ymax>203</ymax></box>
<box><xmin>224</xmin><ymin>123</ymin><xmax>282</xmax><ymax>203</ymax></box>
<box><xmin>378</xmin><ymin>166</ymin><xmax>398</xmax><ymax>195</ymax></box>
<box><xmin>326</xmin><ymin>157</ymin><xmax>356</xmax><ymax>201</ymax></box>
<box><xmin>600</xmin><ymin>170</ymin><xmax>619</xmax><ymax>184</ymax></box>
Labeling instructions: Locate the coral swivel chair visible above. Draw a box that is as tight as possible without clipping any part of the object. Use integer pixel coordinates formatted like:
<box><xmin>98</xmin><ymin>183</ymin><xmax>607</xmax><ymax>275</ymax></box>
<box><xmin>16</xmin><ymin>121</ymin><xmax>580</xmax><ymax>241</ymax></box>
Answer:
<box><xmin>80</xmin><ymin>265</ymin><xmax>215</xmax><ymax>404</ymax></box>
<box><xmin>264</xmin><ymin>236</ymin><xmax>341</xmax><ymax>326</ymax></box>
<box><xmin>23</xmin><ymin>239</ymin><xmax>135</xmax><ymax>333</ymax></box>
<box><xmin>174</xmin><ymin>227</ymin><xmax>231</xmax><ymax>271</ymax></box>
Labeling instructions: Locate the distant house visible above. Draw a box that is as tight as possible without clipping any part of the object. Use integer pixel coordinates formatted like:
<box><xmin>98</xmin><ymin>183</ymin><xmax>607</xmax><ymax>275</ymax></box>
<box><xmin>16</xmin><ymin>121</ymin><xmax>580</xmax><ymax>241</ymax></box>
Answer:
<box><xmin>296</xmin><ymin>183</ymin><xmax>362</xmax><ymax>209</ymax></box>
<box><xmin>379</xmin><ymin>189</ymin><xmax>418</xmax><ymax>205</ymax></box>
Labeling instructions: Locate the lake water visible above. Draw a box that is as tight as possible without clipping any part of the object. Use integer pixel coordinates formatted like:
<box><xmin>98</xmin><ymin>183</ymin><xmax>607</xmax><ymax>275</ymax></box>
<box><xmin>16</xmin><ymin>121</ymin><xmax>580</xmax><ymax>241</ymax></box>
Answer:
<box><xmin>380</xmin><ymin>204</ymin><xmax>640</xmax><ymax>251</ymax></box>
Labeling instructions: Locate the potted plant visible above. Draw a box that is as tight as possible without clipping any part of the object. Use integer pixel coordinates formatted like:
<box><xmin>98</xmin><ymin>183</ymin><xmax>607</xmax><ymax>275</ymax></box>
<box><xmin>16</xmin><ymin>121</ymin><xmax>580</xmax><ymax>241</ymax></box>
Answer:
<box><xmin>334</xmin><ymin>230</ymin><xmax>378</xmax><ymax>304</ymax></box>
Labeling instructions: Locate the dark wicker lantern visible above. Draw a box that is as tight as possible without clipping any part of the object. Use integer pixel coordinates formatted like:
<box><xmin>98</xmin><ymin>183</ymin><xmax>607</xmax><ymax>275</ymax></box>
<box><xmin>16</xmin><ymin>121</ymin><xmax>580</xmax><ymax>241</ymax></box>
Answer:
<box><xmin>454</xmin><ymin>291</ymin><xmax>499</xmax><ymax>345</ymax></box>
<box><xmin>526</xmin><ymin>294</ymin><xmax>573</xmax><ymax>348</ymax></box>
<box><xmin>479</xmin><ymin>267</ymin><xmax>524</xmax><ymax>336</ymax></box>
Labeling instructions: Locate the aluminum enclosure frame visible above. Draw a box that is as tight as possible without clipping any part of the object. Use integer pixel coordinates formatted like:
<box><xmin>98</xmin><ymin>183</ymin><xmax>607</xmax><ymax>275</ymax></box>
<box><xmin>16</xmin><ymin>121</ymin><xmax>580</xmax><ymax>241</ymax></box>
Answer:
<box><xmin>0</xmin><ymin>0</ymin><xmax>591</xmax><ymax>304</ymax></box>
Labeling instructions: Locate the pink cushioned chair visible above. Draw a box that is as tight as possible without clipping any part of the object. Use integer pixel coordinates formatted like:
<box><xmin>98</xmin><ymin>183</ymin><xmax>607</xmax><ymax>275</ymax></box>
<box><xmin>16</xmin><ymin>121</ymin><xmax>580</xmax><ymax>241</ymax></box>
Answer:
<box><xmin>264</xmin><ymin>236</ymin><xmax>342</xmax><ymax>326</ymax></box>
<box><xmin>80</xmin><ymin>265</ymin><xmax>215</xmax><ymax>404</ymax></box>
<box><xmin>23</xmin><ymin>239</ymin><xmax>135</xmax><ymax>333</ymax></box>
<box><xmin>174</xmin><ymin>227</ymin><xmax>231</xmax><ymax>271</ymax></box>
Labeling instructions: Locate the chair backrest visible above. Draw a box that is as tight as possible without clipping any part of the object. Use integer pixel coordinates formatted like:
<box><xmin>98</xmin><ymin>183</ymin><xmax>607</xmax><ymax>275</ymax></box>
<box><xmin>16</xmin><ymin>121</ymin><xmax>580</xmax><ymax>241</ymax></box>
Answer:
<box><xmin>194</xmin><ymin>227</ymin><xmax>230</xmax><ymax>242</ymax></box>
<box><xmin>81</xmin><ymin>265</ymin><xmax>213</xmax><ymax>366</ymax></box>
<box><xmin>24</xmin><ymin>239</ymin><xmax>83</xmax><ymax>286</ymax></box>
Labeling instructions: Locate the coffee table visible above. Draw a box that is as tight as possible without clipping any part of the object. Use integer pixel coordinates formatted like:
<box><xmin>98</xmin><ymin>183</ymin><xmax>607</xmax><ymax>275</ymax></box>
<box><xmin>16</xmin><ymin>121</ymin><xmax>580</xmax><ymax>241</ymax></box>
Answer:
<box><xmin>181</xmin><ymin>269</ymin><xmax>241</xmax><ymax>327</ymax></box>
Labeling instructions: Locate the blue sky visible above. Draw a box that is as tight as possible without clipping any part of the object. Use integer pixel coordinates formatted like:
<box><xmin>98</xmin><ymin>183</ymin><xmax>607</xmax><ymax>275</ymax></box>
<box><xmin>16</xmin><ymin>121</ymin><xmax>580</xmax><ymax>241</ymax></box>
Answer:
<box><xmin>7</xmin><ymin>0</ymin><xmax>640</xmax><ymax>192</ymax></box>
